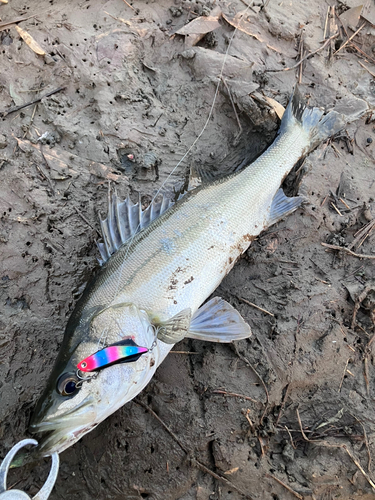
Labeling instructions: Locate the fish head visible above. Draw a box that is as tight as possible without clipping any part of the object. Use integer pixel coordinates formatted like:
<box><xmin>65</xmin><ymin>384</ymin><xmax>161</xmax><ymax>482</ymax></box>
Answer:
<box><xmin>29</xmin><ymin>303</ymin><xmax>158</xmax><ymax>457</ymax></box>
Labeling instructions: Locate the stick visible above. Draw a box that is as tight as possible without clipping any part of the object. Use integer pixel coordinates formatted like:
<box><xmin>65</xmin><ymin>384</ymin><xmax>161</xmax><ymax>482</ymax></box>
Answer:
<box><xmin>122</xmin><ymin>0</ymin><xmax>136</xmax><ymax>10</ymax></box>
<box><xmin>342</xmin><ymin>444</ymin><xmax>375</xmax><ymax>491</ymax></box>
<box><xmin>331</xmin><ymin>202</ymin><xmax>343</xmax><ymax>216</ymax></box>
<box><xmin>338</xmin><ymin>358</ymin><xmax>350</xmax><ymax>392</ymax></box>
<box><xmin>358</xmin><ymin>60</ymin><xmax>375</xmax><ymax>78</ymax></box>
<box><xmin>134</xmin><ymin>399</ymin><xmax>254</xmax><ymax>499</ymax></box>
<box><xmin>297</xmin><ymin>408</ymin><xmax>375</xmax><ymax>492</ymax></box>
<box><xmin>74</xmin><ymin>206</ymin><xmax>101</xmax><ymax>236</ymax></box>
<box><xmin>192</xmin><ymin>459</ymin><xmax>254</xmax><ymax>499</ymax></box>
<box><xmin>1</xmin><ymin>86</ymin><xmax>66</xmax><ymax>118</ymax></box>
<box><xmin>321</xmin><ymin>242</ymin><xmax>375</xmax><ymax>259</ymax></box>
<box><xmin>233</xmin><ymin>344</ymin><xmax>269</xmax><ymax>424</ymax></box>
<box><xmin>220</xmin><ymin>77</ymin><xmax>242</xmax><ymax>139</ymax></box>
<box><xmin>265</xmin><ymin>473</ymin><xmax>303</xmax><ymax>500</ymax></box>
<box><xmin>212</xmin><ymin>389</ymin><xmax>258</xmax><ymax>403</ymax></box>
<box><xmin>0</xmin><ymin>14</ymin><xmax>36</xmax><ymax>30</ymax></box>
<box><xmin>333</xmin><ymin>23</ymin><xmax>365</xmax><ymax>55</ymax></box>
<box><xmin>236</xmin><ymin>296</ymin><xmax>274</xmax><ymax>317</ymax></box>
<box><xmin>266</xmin><ymin>33</ymin><xmax>339</xmax><ymax>72</ymax></box>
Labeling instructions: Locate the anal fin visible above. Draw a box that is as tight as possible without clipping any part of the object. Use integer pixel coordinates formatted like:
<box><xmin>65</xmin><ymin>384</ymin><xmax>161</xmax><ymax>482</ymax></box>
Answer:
<box><xmin>268</xmin><ymin>188</ymin><xmax>303</xmax><ymax>227</ymax></box>
<box><xmin>188</xmin><ymin>297</ymin><xmax>251</xmax><ymax>343</ymax></box>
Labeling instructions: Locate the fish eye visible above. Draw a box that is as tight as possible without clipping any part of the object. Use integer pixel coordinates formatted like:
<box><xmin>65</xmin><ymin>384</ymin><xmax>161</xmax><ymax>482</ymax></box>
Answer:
<box><xmin>57</xmin><ymin>373</ymin><xmax>80</xmax><ymax>397</ymax></box>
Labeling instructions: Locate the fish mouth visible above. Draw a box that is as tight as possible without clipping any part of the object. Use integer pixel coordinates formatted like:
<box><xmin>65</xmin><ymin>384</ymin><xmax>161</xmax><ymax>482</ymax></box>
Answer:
<box><xmin>29</xmin><ymin>395</ymin><xmax>97</xmax><ymax>456</ymax></box>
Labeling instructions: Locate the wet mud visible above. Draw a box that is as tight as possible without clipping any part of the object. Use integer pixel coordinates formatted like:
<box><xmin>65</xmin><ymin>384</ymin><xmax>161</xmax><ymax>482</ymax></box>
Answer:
<box><xmin>1</xmin><ymin>0</ymin><xmax>375</xmax><ymax>499</ymax></box>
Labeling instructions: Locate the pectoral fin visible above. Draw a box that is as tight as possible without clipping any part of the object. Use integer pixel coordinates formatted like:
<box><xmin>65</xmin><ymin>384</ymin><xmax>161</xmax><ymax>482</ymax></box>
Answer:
<box><xmin>156</xmin><ymin>308</ymin><xmax>192</xmax><ymax>344</ymax></box>
<box><xmin>268</xmin><ymin>188</ymin><xmax>303</xmax><ymax>227</ymax></box>
<box><xmin>188</xmin><ymin>297</ymin><xmax>251</xmax><ymax>342</ymax></box>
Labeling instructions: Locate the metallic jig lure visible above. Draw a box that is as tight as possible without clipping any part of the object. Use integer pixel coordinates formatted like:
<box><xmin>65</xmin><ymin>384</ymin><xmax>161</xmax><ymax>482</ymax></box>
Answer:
<box><xmin>77</xmin><ymin>339</ymin><xmax>148</xmax><ymax>373</ymax></box>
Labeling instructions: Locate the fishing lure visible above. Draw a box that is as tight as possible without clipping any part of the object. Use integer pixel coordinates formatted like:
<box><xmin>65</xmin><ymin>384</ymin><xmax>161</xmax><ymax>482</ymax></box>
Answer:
<box><xmin>77</xmin><ymin>339</ymin><xmax>149</xmax><ymax>373</ymax></box>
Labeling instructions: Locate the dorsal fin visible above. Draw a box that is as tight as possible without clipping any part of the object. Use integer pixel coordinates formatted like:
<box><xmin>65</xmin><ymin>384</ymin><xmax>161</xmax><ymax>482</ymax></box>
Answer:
<box><xmin>97</xmin><ymin>189</ymin><xmax>174</xmax><ymax>265</ymax></box>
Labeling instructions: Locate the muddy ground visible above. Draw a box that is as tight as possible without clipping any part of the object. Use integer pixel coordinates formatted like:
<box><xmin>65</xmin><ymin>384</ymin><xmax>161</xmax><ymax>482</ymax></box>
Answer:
<box><xmin>1</xmin><ymin>0</ymin><xmax>375</xmax><ymax>499</ymax></box>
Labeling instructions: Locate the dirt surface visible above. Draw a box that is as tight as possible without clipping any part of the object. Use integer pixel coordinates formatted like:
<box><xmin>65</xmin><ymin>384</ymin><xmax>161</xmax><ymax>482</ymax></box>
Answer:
<box><xmin>1</xmin><ymin>0</ymin><xmax>375</xmax><ymax>499</ymax></box>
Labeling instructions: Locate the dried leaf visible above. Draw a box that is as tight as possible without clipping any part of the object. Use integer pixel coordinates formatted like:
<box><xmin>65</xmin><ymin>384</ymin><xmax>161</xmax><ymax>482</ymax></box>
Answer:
<box><xmin>224</xmin><ymin>467</ymin><xmax>239</xmax><ymax>475</ymax></box>
<box><xmin>176</xmin><ymin>15</ymin><xmax>220</xmax><ymax>36</ymax></box>
<box><xmin>360</xmin><ymin>10</ymin><xmax>375</xmax><ymax>28</ymax></box>
<box><xmin>222</xmin><ymin>10</ymin><xmax>263</xmax><ymax>42</ymax></box>
<box><xmin>263</xmin><ymin>96</ymin><xmax>285</xmax><ymax>119</ymax></box>
<box><xmin>15</xmin><ymin>25</ymin><xmax>46</xmax><ymax>55</ymax></box>
<box><xmin>0</xmin><ymin>0</ymin><xmax>9</xmax><ymax>4</ymax></box>
<box><xmin>339</xmin><ymin>5</ymin><xmax>363</xmax><ymax>30</ymax></box>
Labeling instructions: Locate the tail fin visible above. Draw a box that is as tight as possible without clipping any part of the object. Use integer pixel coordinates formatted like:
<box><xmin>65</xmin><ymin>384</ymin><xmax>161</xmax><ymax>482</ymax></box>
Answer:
<box><xmin>279</xmin><ymin>86</ymin><xmax>367</xmax><ymax>153</ymax></box>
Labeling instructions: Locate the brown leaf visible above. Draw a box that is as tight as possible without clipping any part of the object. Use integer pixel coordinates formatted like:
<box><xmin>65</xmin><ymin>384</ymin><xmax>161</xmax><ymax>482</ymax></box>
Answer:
<box><xmin>339</xmin><ymin>5</ymin><xmax>363</xmax><ymax>30</ymax></box>
<box><xmin>224</xmin><ymin>467</ymin><xmax>239</xmax><ymax>475</ymax></box>
<box><xmin>222</xmin><ymin>10</ymin><xmax>263</xmax><ymax>42</ymax></box>
<box><xmin>176</xmin><ymin>15</ymin><xmax>220</xmax><ymax>36</ymax></box>
<box><xmin>15</xmin><ymin>25</ymin><xmax>46</xmax><ymax>55</ymax></box>
<box><xmin>263</xmin><ymin>96</ymin><xmax>285</xmax><ymax>120</ymax></box>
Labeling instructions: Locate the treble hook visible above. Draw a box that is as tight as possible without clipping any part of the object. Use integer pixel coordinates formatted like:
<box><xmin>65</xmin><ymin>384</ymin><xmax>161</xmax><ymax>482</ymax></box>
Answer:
<box><xmin>0</xmin><ymin>439</ymin><xmax>59</xmax><ymax>500</ymax></box>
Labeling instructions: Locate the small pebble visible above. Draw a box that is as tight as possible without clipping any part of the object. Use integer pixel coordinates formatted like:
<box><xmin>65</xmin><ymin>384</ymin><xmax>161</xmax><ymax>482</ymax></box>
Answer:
<box><xmin>366</xmin><ymin>137</ymin><xmax>372</xmax><ymax>144</ymax></box>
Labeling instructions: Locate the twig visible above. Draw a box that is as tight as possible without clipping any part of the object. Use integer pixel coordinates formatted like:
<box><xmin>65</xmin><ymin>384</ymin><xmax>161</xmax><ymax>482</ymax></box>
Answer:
<box><xmin>170</xmin><ymin>350</ymin><xmax>199</xmax><ymax>354</ymax></box>
<box><xmin>323</xmin><ymin>6</ymin><xmax>330</xmax><ymax>40</ymax></box>
<box><xmin>266</xmin><ymin>33</ymin><xmax>339</xmax><ymax>72</ymax></box>
<box><xmin>358</xmin><ymin>60</ymin><xmax>375</xmax><ymax>78</ymax></box>
<box><xmin>351</xmin><ymin>42</ymin><xmax>375</xmax><ymax>65</ymax></box>
<box><xmin>212</xmin><ymin>389</ymin><xmax>258</xmax><ymax>403</ymax></box>
<box><xmin>0</xmin><ymin>14</ymin><xmax>36</xmax><ymax>30</ymax></box>
<box><xmin>342</xmin><ymin>444</ymin><xmax>375</xmax><ymax>491</ymax></box>
<box><xmin>364</xmin><ymin>357</ymin><xmax>370</xmax><ymax>395</ymax></box>
<box><xmin>298</xmin><ymin>32</ymin><xmax>304</xmax><ymax>83</ymax></box>
<box><xmin>265</xmin><ymin>473</ymin><xmax>303</xmax><ymax>500</ymax></box>
<box><xmin>236</xmin><ymin>296</ymin><xmax>274</xmax><ymax>317</ymax></box>
<box><xmin>245</xmin><ymin>409</ymin><xmax>256</xmax><ymax>433</ymax></box>
<box><xmin>334</xmin><ymin>23</ymin><xmax>366</xmax><ymax>55</ymax></box>
<box><xmin>122</xmin><ymin>0</ymin><xmax>136</xmax><ymax>10</ymax></box>
<box><xmin>331</xmin><ymin>202</ymin><xmax>343</xmax><ymax>216</ymax></box>
<box><xmin>276</xmin><ymin>383</ymin><xmax>290</xmax><ymax>425</ymax></box>
<box><xmin>297</xmin><ymin>408</ymin><xmax>375</xmax><ymax>491</ymax></box>
<box><xmin>321</xmin><ymin>242</ymin><xmax>375</xmax><ymax>260</ymax></box>
<box><xmin>285</xmin><ymin>426</ymin><xmax>296</xmax><ymax>449</ymax></box>
<box><xmin>233</xmin><ymin>344</ymin><xmax>269</xmax><ymax>424</ymax></box>
<box><xmin>23</xmin><ymin>103</ymin><xmax>37</xmax><ymax>139</ymax></box>
<box><xmin>134</xmin><ymin>399</ymin><xmax>254</xmax><ymax>499</ymax></box>
<box><xmin>339</xmin><ymin>197</ymin><xmax>350</xmax><ymax>210</ymax></box>
<box><xmin>74</xmin><ymin>206</ymin><xmax>100</xmax><ymax>235</ymax></box>
<box><xmin>220</xmin><ymin>77</ymin><xmax>242</xmax><ymax>140</ymax></box>
<box><xmin>351</xmin><ymin>414</ymin><xmax>372</xmax><ymax>472</ymax></box>
<box><xmin>349</xmin><ymin>219</ymin><xmax>375</xmax><ymax>250</ymax></box>
<box><xmin>192</xmin><ymin>459</ymin><xmax>254</xmax><ymax>499</ymax></box>
<box><xmin>135</xmin><ymin>399</ymin><xmax>188</xmax><ymax>452</ymax></box>
<box><xmin>338</xmin><ymin>358</ymin><xmax>350</xmax><ymax>392</ymax></box>
<box><xmin>296</xmin><ymin>407</ymin><xmax>320</xmax><ymax>442</ymax></box>
<box><xmin>1</xmin><ymin>86</ymin><xmax>66</xmax><ymax>118</ymax></box>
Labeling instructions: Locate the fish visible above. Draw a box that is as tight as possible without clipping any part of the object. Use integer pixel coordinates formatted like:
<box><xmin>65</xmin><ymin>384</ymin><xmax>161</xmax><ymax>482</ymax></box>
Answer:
<box><xmin>28</xmin><ymin>87</ymin><xmax>353</xmax><ymax>457</ymax></box>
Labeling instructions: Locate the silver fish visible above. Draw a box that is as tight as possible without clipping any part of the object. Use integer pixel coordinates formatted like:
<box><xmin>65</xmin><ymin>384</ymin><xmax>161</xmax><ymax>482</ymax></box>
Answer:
<box><xmin>29</xmin><ymin>88</ymin><xmax>349</xmax><ymax>456</ymax></box>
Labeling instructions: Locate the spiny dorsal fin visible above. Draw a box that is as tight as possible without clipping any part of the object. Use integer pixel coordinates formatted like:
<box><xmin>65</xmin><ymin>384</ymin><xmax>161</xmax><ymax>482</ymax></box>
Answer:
<box><xmin>97</xmin><ymin>189</ymin><xmax>174</xmax><ymax>265</ymax></box>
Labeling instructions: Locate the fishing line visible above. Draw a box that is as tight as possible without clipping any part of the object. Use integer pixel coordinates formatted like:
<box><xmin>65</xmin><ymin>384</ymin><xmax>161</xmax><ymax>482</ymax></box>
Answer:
<box><xmin>112</xmin><ymin>1</ymin><xmax>254</xmax><ymax>297</ymax></box>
